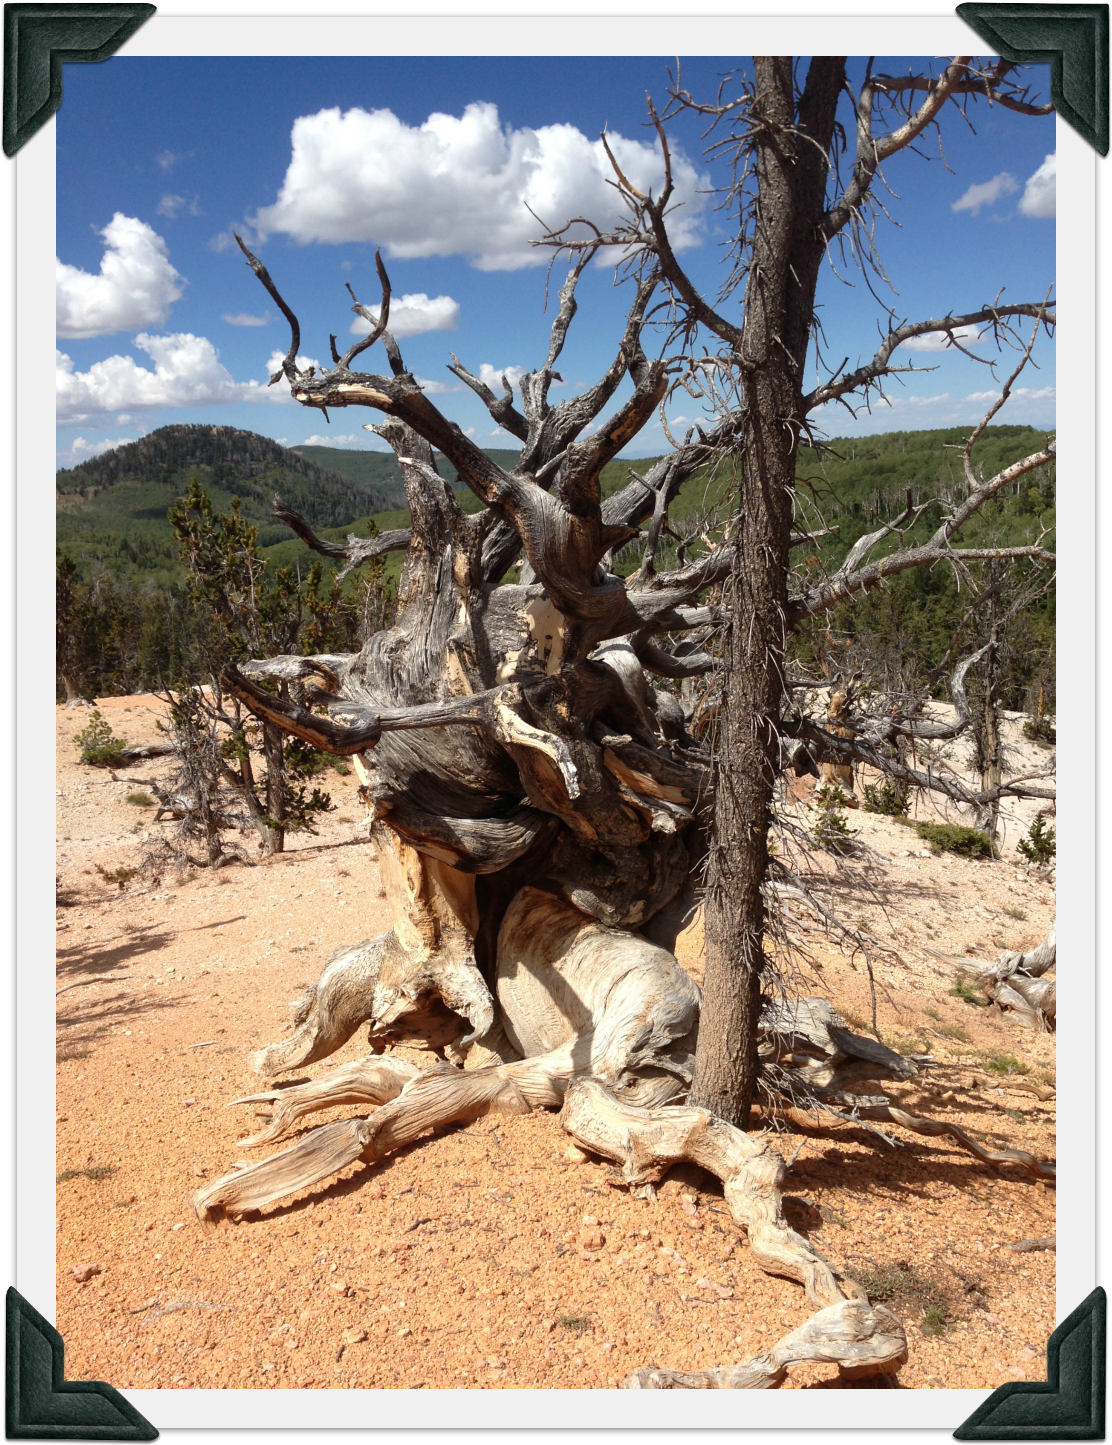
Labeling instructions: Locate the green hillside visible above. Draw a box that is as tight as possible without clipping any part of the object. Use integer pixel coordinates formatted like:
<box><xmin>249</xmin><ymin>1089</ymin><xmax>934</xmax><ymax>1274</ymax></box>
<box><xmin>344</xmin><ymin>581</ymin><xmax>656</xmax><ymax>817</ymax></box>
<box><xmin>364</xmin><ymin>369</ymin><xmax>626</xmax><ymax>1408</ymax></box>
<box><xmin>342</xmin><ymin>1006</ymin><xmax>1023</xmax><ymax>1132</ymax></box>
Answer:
<box><xmin>606</xmin><ymin>424</ymin><xmax>1054</xmax><ymax>574</ymax></box>
<box><xmin>57</xmin><ymin>423</ymin><xmax>1055</xmax><ymax>707</ymax></box>
<box><xmin>56</xmin><ymin>427</ymin><xmax>532</xmax><ymax>590</ymax></box>
<box><xmin>290</xmin><ymin>444</ymin><xmax>523</xmax><ymax>508</ymax></box>
<box><xmin>57</xmin><ymin>425</ymin><xmax>401</xmax><ymax>586</ymax></box>
<box><xmin>259</xmin><ymin>425</ymin><xmax>1054</xmax><ymax>589</ymax></box>
<box><xmin>58</xmin><ymin>422</ymin><xmax>1053</xmax><ymax>592</ymax></box>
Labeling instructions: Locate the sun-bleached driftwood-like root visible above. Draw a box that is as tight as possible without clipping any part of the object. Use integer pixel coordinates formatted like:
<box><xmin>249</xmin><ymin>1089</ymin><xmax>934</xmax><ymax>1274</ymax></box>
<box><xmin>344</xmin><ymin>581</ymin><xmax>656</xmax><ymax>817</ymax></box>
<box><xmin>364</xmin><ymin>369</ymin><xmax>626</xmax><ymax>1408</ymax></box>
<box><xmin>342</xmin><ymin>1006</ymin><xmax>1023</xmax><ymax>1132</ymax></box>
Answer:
<box><xmin>199</xmin><ymin>977</ymin><xmax>679</xmax><ymax>1225</ymax></box>
<box><xmin>559</xmin><ymin>1077</ymin><xmax>908</xmax><ymax>1388</ymax></box>
<box><xmin>958</xmin><ymin>1075</ymin><xmax>1051</xmax><ymax>1103</ymax></box>
<box><xmin>495</xmin><ymin>887</ymin><xmax>701</xmax><ymax>1094</ymax></box>
<box><xmin>230</xmin><ymin>1054</ymin><xmax>421</xmax><ymax>1149</ymax></box>
<box><xmin>248</xmin><ymin>936</ymin><xmax>390</xmax><ymax>1077</ymax></box>
<box><xmin>848</xmin><ymin>1103</ymin><xmax>1055</xmax><ymax>1180</ymax></box>
<box><xmin>193</xmin><ymin>1059</ymin><xmax>537</xmax><ymax>1226</ymax></box>
<box><xmin>621</xmin><ymin>1298</ymin><xmax>908</xmax><ymax>1389</ymax></box>
<box><xmin>758</xmin><ymin>998</ymin><xmax>1055</xmax><ymax>1177</ymax></box>
<box><xmin>248</xmin><ymin>835</ymin><xmax>508</xmax><ymax>1080</ymax></box>
<box><xmin>953</xmin><ymin>927</ymin><xmax>1056</xmax><ymax>1032</ymax></box>
<box><xmin>759</xmin><ymin>996</ymin><xmax>918</xmax><ymax>1097</ymax></box>
<box><xmin>195</xmin><ymin>885</ymin><xmax>701</xmax><ymax>1218</ymax></box>
<box><xmin>559</xmin><ymin>1076</ymin><xmax>856</xmax><ymax>1308</ymax></box>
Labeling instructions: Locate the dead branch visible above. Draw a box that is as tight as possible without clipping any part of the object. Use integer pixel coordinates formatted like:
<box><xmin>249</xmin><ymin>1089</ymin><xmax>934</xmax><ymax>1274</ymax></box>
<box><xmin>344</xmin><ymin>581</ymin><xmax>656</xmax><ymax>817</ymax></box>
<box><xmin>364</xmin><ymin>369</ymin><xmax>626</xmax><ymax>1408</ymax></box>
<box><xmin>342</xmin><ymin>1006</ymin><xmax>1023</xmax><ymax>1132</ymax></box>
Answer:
<box><xmin>271</xmin><ymin>496</ymin><xmax>412</xmax><ymax>578</ymax></box>
<box><xmin>802</xmin><ymin>304</ymin><xmax>1054</xmax><ymax>414</ymax></box>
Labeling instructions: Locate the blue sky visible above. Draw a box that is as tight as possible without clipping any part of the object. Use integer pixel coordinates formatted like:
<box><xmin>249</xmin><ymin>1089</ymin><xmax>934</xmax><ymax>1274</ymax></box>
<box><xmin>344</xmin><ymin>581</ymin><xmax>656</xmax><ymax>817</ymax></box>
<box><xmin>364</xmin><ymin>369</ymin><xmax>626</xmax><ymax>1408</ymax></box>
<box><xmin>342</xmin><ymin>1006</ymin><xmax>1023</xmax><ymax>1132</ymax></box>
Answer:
<box><xmin>56</xmin><ymin>56</ymin><xmax>1056</xmax><ymax>469</ymax></box>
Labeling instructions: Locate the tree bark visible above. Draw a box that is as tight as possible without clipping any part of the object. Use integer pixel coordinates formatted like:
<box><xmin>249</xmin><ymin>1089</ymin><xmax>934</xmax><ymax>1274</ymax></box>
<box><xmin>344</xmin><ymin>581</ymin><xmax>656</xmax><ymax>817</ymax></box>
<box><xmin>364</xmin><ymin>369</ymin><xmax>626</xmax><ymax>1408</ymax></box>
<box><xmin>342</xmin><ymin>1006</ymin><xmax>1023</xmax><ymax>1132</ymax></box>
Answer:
<box><xmin>692</xmin><ymin>57</ymin><xmax>845</xmax><ymax>1125</ymax></box>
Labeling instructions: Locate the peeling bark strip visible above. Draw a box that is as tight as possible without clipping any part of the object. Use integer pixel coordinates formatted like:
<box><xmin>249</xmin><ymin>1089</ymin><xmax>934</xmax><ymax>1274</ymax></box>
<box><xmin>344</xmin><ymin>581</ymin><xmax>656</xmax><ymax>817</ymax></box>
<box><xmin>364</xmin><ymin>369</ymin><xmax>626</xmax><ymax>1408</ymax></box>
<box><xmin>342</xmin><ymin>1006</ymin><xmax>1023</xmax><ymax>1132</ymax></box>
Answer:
<box><xmin>197</xmin><ymin>56</ymin><xmax>1056</xmax><ymax>1389</ymax></box>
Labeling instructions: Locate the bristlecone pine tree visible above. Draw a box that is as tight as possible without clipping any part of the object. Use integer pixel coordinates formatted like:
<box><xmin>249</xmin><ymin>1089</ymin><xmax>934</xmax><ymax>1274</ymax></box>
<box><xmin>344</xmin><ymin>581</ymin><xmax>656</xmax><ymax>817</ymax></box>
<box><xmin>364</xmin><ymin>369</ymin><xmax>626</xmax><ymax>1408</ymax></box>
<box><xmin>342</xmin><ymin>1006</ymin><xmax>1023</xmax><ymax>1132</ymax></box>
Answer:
<box><xmin>193</xmin><ymin>57</ymin><xmax>1057</xmax><ymax>1387</ymax></box>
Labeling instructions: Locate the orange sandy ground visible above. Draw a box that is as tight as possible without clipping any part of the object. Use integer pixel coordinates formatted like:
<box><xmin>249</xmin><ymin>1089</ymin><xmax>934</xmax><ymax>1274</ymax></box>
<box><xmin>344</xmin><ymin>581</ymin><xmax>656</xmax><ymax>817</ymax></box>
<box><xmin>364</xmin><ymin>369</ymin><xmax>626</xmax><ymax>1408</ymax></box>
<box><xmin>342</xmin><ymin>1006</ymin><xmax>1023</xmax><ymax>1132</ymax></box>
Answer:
<box><xmin>57</xmin><ymin>697</ymin><xmax>1055</xmax><ymax>1391</ymax></box>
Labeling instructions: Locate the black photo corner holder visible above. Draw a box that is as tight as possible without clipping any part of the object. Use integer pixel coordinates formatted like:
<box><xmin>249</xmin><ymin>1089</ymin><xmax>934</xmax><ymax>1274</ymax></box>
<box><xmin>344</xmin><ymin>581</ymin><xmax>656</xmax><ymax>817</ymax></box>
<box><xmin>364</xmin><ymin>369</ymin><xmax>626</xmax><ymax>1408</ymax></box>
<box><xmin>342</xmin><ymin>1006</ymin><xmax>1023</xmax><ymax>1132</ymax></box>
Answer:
<box><xmin>4</xmin><ymin>0</ymin><xmax>1105</xmax><ymax>1437</ymax></box>
<box><xmin>3</xmin><ymin>4</ymin><xmax>155</xmax><ymax>157</ymax></box>
<box><xmin>6</xmin><ymin>1289</ymin><xmax>157</xmax><ymax>1439</ymax></box>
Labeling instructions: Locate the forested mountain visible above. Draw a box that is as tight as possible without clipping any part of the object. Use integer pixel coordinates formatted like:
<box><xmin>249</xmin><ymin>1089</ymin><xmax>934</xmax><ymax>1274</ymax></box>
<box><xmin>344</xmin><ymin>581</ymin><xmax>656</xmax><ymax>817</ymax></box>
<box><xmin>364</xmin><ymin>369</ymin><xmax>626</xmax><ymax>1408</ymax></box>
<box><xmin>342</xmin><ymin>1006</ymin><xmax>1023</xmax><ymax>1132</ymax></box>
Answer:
<box><xmin>56</xmin><ymin>426</ymin><xmax>529</xmax><ymax>586</ymax></box>
<box><xmin>56</xmin><ymin>425</ymin><xmax>398</xmax><ymax>585</ymax></box>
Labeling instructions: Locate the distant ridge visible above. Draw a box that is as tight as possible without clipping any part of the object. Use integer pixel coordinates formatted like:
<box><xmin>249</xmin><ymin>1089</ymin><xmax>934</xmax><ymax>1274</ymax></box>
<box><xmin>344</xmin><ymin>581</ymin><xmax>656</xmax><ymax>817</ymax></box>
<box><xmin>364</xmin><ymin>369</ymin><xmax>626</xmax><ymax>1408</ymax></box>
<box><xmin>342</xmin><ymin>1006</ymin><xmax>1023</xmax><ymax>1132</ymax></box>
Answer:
<box><xmin>56</xmin><ymin>424</ymin><xmax>396</xmax><ymax>585</ymax></box>
<box><xmin>56</xmin><ymin>423</ymin><xmax>1050</xmax><ymax>590</ymax></box>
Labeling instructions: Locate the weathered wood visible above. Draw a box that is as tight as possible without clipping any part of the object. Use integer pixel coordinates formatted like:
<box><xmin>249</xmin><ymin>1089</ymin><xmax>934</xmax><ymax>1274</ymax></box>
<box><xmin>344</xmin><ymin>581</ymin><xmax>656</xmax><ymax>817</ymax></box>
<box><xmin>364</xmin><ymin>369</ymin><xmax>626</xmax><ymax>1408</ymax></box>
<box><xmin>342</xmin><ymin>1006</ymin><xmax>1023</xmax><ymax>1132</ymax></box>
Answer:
<box><xmin>231</xmin><ymin>1054</ymin><xmax>420</xmax><ymax>1149</ymax></box>
<box><xmin>560</xmin><ymin>1076</ymin><xmax>855</xmax><ymax>1307</ymax></box>
<box><xmin>622</xmin><ymin>1298</ymin><xmax>908</xmax><ymax>1389</ymax></box>
<box><xmin>966</xmin><ymin>927</ymin><xmax>1056</xmax><ymax>1030</ymax></box>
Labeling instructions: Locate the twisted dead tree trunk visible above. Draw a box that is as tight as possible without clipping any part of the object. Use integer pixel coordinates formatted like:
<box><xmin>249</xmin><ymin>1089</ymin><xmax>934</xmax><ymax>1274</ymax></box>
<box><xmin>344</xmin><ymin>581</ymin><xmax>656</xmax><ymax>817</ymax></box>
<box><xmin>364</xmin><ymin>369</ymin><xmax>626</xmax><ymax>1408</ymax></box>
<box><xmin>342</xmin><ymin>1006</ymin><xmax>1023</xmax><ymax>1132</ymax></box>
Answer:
<box><xmin>189</xmin><ymin>54</ymin><xmax>1057</xmax><ymax>1389</ymax></box>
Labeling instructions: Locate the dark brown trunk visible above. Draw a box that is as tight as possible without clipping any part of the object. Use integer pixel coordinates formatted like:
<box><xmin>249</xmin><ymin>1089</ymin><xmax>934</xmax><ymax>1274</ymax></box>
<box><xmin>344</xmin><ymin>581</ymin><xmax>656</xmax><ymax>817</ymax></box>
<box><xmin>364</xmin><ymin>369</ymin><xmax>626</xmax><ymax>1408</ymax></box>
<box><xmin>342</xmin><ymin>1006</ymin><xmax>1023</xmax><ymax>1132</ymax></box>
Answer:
<box><xmin>691</xmin><ymin>56</ymin><xmax>845</xmax><ymax>1126</ymax></box>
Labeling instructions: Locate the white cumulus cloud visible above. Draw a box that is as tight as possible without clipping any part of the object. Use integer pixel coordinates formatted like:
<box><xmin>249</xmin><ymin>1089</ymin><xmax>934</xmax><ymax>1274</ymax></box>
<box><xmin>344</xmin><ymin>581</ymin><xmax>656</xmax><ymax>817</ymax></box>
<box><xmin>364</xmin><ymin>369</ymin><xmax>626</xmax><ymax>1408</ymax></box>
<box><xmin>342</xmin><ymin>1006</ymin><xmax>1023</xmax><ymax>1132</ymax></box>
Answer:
<box><xmin>57</xmin><ymin>332</ymin><xmax>266</xmax><ymax>422</ymax></box>
<box><xmin>414</xmin><ymin>376</ymin><xmax>464</xmax><ymax>395</ymax></box>
<box><xmin>57</xmin><ymin>214</ymin><xmax>184</xmax><ymax>339</ymax></box>
<box><xmin>952</xmin><ymin>172</ymin><xmax>1018</xmax><ymax>216</ymax></box>
<box><xmin>252</xmin><ymin>102</ymin><xmax>705</xmax><ymax>271</ymax></box>
<box><xmin>900</xmin><ymin>324</ymin><xmax>987</xmax><ymax>353</ymax></box>
<box><xmin>349</xmin><ymin>291</ymin><xmax>460</xmax><ymax>338</ymax></box>
<box><xmin>1019</xmin><ymin>153</ymin><xmax>1056</xmax><ymax>218</ymax></box>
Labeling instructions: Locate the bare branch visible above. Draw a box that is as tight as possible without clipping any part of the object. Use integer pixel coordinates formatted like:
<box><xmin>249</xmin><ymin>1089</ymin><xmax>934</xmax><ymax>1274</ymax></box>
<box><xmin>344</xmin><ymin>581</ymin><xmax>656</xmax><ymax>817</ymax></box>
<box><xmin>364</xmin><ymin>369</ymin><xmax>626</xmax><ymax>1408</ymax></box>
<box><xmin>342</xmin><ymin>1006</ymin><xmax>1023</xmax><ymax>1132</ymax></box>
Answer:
<box><xmin>447</xmin><ymin>354</ymin><xmax>529</xmax><ymax>441</ymax></box>
<box><xmin>337</xmin><ymin>251</ymin><xmax>392</xmax><ymax>370</ymax></box>
<box><xmin>234</xmin><ymin>235</ymin><xmax>303</xmax><ymax>384</ymax></box>
<box><xmin>790</xmin><ymin>442</ymin><xmax>1055</xmax><ymax>623</ymax></box>
<box><xmin>222</xmin><ymin>663</ymin><xmax>501</xmax><ymax>755</ymax></box>
<box><xmin>870</xmin><ymin>66</ymin><xmax>1053</xmax><ymax>118</ymax></box>
<box><xmin>271</xmin><ymin>496</ymin><xmax>412</xmax><ymax>579</ymax></box>
<box><xmin>633</xmin><ymin>639</ymin><xmax>718</xmax><ymax>679</ymax></box>
<box><xmin>802</xmin><ymin>303</ymin><xmax>1055</xmax><ymax>413</ymax></box>
<box><xmin>820</xmin><ymin>58</ymin><xmax>973</xmax><ymax>244</ymax></box>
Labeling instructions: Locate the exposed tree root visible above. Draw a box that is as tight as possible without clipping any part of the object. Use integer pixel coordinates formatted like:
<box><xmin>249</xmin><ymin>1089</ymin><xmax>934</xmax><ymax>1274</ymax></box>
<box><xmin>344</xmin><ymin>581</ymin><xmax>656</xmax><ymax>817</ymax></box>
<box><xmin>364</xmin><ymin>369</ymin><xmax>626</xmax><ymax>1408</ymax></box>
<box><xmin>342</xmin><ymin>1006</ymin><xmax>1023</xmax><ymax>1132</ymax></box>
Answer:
<box><xmin>230</xmin><ymin>1054</ymin><xmax>420</xmax><ymax>1149</ymax></box>
<box><xmin>557</xmin><ymin>1078</ymin><xmax>910</xmax><ymax>1388</ymax></box>
<box><xmin>559</xmin><ymin>1076</ymin><xmax>857</xmax><ymax>1309</ymax></box>
<box><xmin>965</xmin><ymin>1073</ymin><xmax>1054</xmax><ymax>1102</ymax></box>
<box><xmin>841</xmin><ymin>1104</ymin><xmax>1055</xmax><ymax>1180</ymax></box>
<box><xmin>194</xmin><ymin>1060</ymin><xmax>535</xmax><ymax>1226</ymax></box>
<box><xmin>193</xmin><ymin>885</ymin><xmax>1049</xmax><ymax>1394</ymax></box>
<box><xmin>621</xmin><ymin>1298</ymin><xmax>908</xmax><ymax>1389</ymax></box>
<box><xmin>248</xmin><ymin>937</ymin><xmax>389</xmax><ymax>1076</ymax></box>
<box><xmin>959</xmin><ymin>927</ymin><xmax>1056</xmax><ymax>1031</ymax></box>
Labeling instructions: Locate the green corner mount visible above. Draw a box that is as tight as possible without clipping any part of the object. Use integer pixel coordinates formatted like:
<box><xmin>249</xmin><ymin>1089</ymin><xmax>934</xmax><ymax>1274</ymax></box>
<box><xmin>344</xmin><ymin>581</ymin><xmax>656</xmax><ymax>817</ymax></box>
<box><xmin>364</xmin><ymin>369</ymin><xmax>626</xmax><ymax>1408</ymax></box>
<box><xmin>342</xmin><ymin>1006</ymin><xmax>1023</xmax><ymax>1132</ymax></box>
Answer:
<box><xmin>3</xmin><ymin>4</ymin><xmax>156</xmax><ymax>157</ymax></box>
<box><xmin>954</xmin><ymin>1287</ymin><xmax>1106</xmax><ymax>1440</ymax></box>
<box><xmin>957</xmin><ymin>3</ymin><xmax>1109</xmax><ymax>154</ymax></box>
<box><xmin>6</xmin><ymin>1288</ymin><xmax>158</xmax><ymax>1439</ymax></box>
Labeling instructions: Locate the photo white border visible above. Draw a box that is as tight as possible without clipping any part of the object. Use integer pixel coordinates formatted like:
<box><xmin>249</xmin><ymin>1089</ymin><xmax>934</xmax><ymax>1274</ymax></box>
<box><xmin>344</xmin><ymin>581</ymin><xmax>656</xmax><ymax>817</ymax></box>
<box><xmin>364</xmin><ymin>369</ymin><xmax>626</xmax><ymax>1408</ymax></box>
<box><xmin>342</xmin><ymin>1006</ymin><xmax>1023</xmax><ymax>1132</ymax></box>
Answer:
<box><xmin>9</xmin><ymin>5</ymin><xmax>1098</xmax><ymax>1440</ymax></box>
